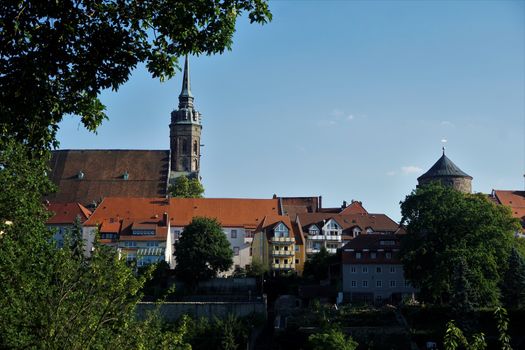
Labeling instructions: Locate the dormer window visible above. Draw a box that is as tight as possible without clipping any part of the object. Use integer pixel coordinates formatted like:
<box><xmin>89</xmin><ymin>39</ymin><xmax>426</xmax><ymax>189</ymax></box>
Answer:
<box><xmin>352</xmin><ymin>227</ymin><xmax>361</xmax><ymax>237</ymax></box>
<box><xmin>308</xmin><ymin>225</ymin><xmax>319</xmax><ymax>235</ymax></box>
<box><xmin>123</xmin><ymin>171</ymin><xmax>129</xmax><ymax>180</ymax></box>
<box><xmin>366</xmin><ymin>227</ymin><xmax>373</xmax><ymax>234</ymax></box>
<box><xmin>274</xmin><ymin>222</ymin><xmax>289</xmax><ymax>238</ymax></box>
<box><xmin>323</xmin><ymin>219</ymin><xmax>341</xmax><ymax>236</ymax></box>
<box><xmin>77</xmin><ymin>170</ymin><xmax>84</xmax><ymax>180</ymax></box>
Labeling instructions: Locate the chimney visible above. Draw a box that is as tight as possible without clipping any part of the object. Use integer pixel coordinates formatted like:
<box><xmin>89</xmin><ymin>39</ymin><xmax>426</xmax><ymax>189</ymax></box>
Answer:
<box><xmin>318</xmin><ymin>196</ymin><xmax>323</xmax><ymax>209</ymax></box>
<box><xmin>342</xmin><ymin>200</ymin><xmax>347</xmax><ymax>209</ymax></box>
<box><xmin>163</xmin><ymin>212</ymin><xmax>169</xmax><ymax>226</ymax></box>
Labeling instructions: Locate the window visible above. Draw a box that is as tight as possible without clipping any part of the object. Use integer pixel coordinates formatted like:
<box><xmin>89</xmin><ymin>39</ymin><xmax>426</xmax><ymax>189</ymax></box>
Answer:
<box><xmin>249</xmin><ymin>248</ymin><xmax>252</xmax><ymax>256</ymax></box>
<box><xmin>386</xmin><ymin>252</ymin><xmax>392</xmax><ymax>259</ymax></box>
<box><xmin>390</xmin><ymin>280</ymin><xmax>396</xmax><ymax>287</ymax></box>
<box><xmin>275</xmin><ymin>259</ymin><xmax>279</xmax><ymax>264</ymax></box>
<box><xmin>284</xmin><ymin>259</ymin><xmax>288</xmax><ymax>264</ymax></box>
<box><xmin>245</xmin><ymin>230</ymin><xmax>253</xmax><ymax>238</ymax></box>
<box><xmin>390</xmin><ymin>267</ymin><xmax>396</xmax><ymax>273</ymax></box>
<box><xmin>376</xmin><ymin>267</ymin><xmax>382</xmax><ymax>273</ymax></box>
<box><xmin>380</xmin><ymin>240</ymin><xmax>395</xmax><ymax>246</ymax></box>
<box><xmin>405</xmin><ymin>280</ymin><xmax>411</xmax><ymax>287</ymax></box>
<box><xmin>376</xmin><ymin>280</ymin><xmax>382</xmax><ymax>287</ymax></box>
<box><xmin>370</xmin><ymin>252</ymin><xmax>376</xmax><ymax>259</ymax></box>
<box><xmin>233</xmin><ymin>247</ymin><xmax>240</xmax><ymax>256</ymax></box>
<box><xmin>309</xmin><ymin>225</ymin><xmax>319</xmax><ymax>235</ymax></box>
<box><xmin>295</xmin><ymin>259</ymin><xmax>299</xmax><ymax>264</ymax></box>
<box><xmin>356</xmin><ymin>252</ymin><xmax>362</xmax><ymax>259</ymax></box>
<box><xmin>193</xmin><ymin>140</ymin><xmax>198</xmax><ymax>155</ymax></box>
<box><xmin>351</xmin><ymin>266</ymin><xmax>356</xmax><ymax>273</ymax></box>
<box><xmin>124</xmin><ymin>241</ymin><xmax>137</xmax><ymax>247</ymax></box>
<box><xmin>362</xmin><ymin>267</ymin><xmax>368</xmax><ymax>273</ymax></box>
<box><xmin>284</xmin><ymin>246</ymin><xmax>288</xmax><ymax>251</ymax></box>
<box><xmin>274</xmin><ymin>223</ymin><xmax>289</xmax><ymax>238</ymax></box>
<box><xmin>362</xmin><ymin>281</ymin><xmax>368</xmax><ymax>287</ymax></box>
<box><xmin>182</xmin><ymin>139</ymin><xmax>188</xmax><ymax>153</ymax></box>
<box><xmin>351</xmin><ymin>281</ymin><xmax>357</xmax><ymax>287</ymax></box>
<box><xmin>295</xmin><ymin>246</ymin><xmax>299</xmax><ymax>252</ymax></box>
<box><xmin>146</xmin><ymin>241</ymin><xmax>159</xmax><ymax>247</ymax></box>
<box><xmin>231</xmin><ymin>230</ymin><xmax>237</xmax><ymax>239</ymax></box>
<box><xmin>174</xmin><ymin>230</ymin><xmax>181</xmax><ymax>239</ymax></box>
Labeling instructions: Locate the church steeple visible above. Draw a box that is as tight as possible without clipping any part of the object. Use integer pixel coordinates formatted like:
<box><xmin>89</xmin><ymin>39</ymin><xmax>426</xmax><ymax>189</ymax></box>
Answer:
<box><xmin>179</xmin><ymin>56</ymin><xmax>194</xmax><ymax>108</ymax></box>
<box><xmin>169</xmin><ymin>55</ymin><xmax>202</xmax><ymax>182</ymax></box>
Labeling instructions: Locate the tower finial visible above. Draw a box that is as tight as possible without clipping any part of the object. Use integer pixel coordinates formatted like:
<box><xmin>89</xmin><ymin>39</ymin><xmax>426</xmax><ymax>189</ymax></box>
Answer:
<box><xmin>442</xmin><ymin>146</ymin><xmax>446</xmax><ymax>155</ymax></box>
<box><xmin>180</xmin><ymin>55</ymin><xmax>192</xmax><ymax>98</ymax></box>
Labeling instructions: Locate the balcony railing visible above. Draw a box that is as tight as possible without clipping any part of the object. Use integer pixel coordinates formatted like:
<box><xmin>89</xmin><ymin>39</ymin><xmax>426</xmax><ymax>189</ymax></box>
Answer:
<box><xmin>306</xmin><ymin>247</ymin><xmax>338</xmax><ymax>254</ymax></box>
<box><xmin>271</xmin><ymin>263</ymin><xmax>295</xmax><ymax>270</ymax></box>
<box><xmin>308</xmin><ymin>235</ymin><xmax>342</xmax><ymax>241</ymax></box>
<box><xmin>271</xmin><ymin>236</ymin><xmax>295</xmax><ymax>244</ymax></box>
<box><xmin>271</xmin><ymin>250</ymin><xmax>295</xmax><ymax>257</ymax></box>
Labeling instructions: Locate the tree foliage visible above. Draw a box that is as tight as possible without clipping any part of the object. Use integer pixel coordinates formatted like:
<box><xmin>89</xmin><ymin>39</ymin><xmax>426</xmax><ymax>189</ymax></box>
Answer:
<box><xmin>0</xmin><ymin>0</ymin><xmax>271</xmax><ymax>151</ymax></box>
<box><xmin>303</xmin><ymin>246</ymin><xmax>334</xmax><ymax>281</ymax></box>
<box><xmin>399</xmin><ymin>183</ymin><xmax>520</xmax><ymax>306</ymax></box>
<box><xmin>308</xmin><ymin>328</ymin><xmax>358</xmax><ymax>350</ymax></box>
<box><xmin>0</xmin><ymin>140</ymin><xmax>189</xmax><ymax>349</ymax></box>
<box><xmin>501</xmin><ymin>247</ymin><xmax>525</xmax><ymax>309</ymax></box>
<box><xmin>175</xmin><ymin>216</ymin><xmax>233</xmax><ymax>288</ymax></box>
<box><xmin>169</xmin><ymin>175</ymin><xmax>205</xmax><ymax>198</ymax></box>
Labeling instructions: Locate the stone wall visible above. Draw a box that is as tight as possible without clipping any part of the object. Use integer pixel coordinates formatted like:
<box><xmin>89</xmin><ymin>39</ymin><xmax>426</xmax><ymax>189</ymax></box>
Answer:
<box><xmin>136</xmin><ymin>299</ymin><xmax>267</xmax><ymax>322</ymax></box>
<box><xmin>418</xmin><ymin>176</ymin><xmax>472</xmax><ymax>193</ymax></box>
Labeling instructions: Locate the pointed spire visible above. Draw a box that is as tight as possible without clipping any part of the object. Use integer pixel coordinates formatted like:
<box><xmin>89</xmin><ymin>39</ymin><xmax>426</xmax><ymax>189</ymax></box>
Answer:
<box><xmin>178</xmin><ymin>55</ymin><xmax>194</xmax><ymax>108</ymax></box>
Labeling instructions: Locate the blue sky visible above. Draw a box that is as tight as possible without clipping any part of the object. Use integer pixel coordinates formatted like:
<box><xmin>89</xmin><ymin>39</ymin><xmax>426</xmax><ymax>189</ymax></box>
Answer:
<box><xmin>57</xmin><ymin>0</ymin><xmax>525</xmax><ymax>221</ymax></box>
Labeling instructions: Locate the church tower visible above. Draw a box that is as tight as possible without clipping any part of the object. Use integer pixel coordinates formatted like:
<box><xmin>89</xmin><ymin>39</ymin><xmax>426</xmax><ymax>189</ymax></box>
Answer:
<box><xmin>169</xmin><ymin>56</ymin><xmax>202</xmax><ymax>181</ymax></box>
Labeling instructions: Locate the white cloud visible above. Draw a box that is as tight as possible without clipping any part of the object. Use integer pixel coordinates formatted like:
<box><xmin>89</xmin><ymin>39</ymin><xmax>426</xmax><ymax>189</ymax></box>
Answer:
<box><xmin>441</xmin><ymin>138</ymin><xmax>448</xmax><ymax>143</ymax></box>
<box><xmin>401</xmin><ymin>166</ymin><xmax>423</xmax><ymax>174</ymax></box>
<box><xmin>441</xmin><ymin>121</ymin><xmax>455</xmax><ymax>127</ymax></box>
<box><xmin>386</xmin><ymin>170</ymin><xmax>397</xmax><ymax>176</ymax></box>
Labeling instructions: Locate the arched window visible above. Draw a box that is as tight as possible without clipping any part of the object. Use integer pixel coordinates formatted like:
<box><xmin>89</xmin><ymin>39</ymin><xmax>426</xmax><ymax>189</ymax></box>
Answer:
<box><xmin>193</xmin><ymin>159</ymin><xmax>198</xmax><ymax>171</ymax></box>
<box><xmin>193</xmin><ymin>140</ymin><xmax>198</xmax><ymax>155</ymax></box>
<box><xmin>182</xmin><ymin>139</ymin><xmax>188</xmax><ymax>153</ymax></box>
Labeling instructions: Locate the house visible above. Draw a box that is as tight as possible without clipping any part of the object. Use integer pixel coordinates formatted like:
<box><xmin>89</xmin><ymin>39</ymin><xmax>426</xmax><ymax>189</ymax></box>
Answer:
<box><xmin>45</xmin><ymin>202</ymin><xmax>92</xmax><ymax>247</ymax></box>
<box><xmin>296</xmin><ymin>212</ymin><xmax>401</xmax><ymax>256</ymax></box>
<box><xmin>490</xmin><ymin>189</ymin><xmax>525</xmax><ymax>235</ymax></box>
<box><xmin>251</xmin><ymin>215</ymin><xmax>304</xmax><ymax>275</ymax></box>
<box><xmin>341</xmin><ymin>234</ymin><xmax>415</xmax><ymax>303</ymax></box>
<box><xmin>83</xmin><ymin>197</ymin><xmax>281</xmax><ymax>272</ymax></box>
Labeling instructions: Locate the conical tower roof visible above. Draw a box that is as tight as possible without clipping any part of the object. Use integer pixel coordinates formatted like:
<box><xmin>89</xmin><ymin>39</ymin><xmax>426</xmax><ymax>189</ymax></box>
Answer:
<box><xmin>418</xmin><ymin>149</ymin><xmax>472</xmax><ymax>181</ymax></box>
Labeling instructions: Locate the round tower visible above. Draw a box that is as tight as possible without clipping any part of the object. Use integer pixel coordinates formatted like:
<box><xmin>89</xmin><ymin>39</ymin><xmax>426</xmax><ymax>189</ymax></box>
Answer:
<box><xmin>417</xmin><ymin>148</ymin><xmax>473</xmax><ymax>193</ymax></box>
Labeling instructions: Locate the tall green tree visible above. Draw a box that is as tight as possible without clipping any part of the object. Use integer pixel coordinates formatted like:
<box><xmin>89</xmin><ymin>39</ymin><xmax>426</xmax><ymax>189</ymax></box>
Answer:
<box><xmin>169</xmin><ymin>175</ymin><xmax>205</xmax><ymax>198</ymax></box>
<box><xmin>501</xmin><ymin>247</ymin><xmax>525</xmax><ymax>309</ymax></box>
<box><xmin>175</xmin><ymin>217</ymin><xmax>233</xmax><ymax>289</ymax></box>
<box><xmin>0</xmin><ymin>0</ymin><xmax>271</xmax><ymax>151</ymax></box>
<box><xmin>0</xmin><ymin>140</ymin><xmax>189</xmax><ymax>349</ymax></box>
<box><xmin>399</xmin><ymin>183</ymin><xmax>520</xmax><ymax>306</ymax></box>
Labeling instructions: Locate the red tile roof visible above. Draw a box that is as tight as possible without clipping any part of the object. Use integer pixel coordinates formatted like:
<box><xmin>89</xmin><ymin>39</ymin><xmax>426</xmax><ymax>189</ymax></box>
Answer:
<box><xmin>84</xmin><ymin>197</ymin><xmax>280</xmax><ymax>229</ymax></box>
<box><xmin>297</xmin><ymin>212</ymin><xmax>399</xmax><ymax>233</ymax></box>
<box><xmin>342</xmin><ymin>233</ymin><xmax>403</xmax><ymax>264</ymax></box>
<box><xmin>46</xmin><ymin>202</ymin><xmax>92</xmax><ymax>225</ymax></box>
<box><xmin>340</xmin><ymin>201</ymin><xmax>368</xmax><ymax>215</ymax></box>
<box><xmin>492</xmin><ymin>190</ymin><xmax>525</xmax><ymax>230</ymax></box>
<box><xmin>46</xmin><ymin>150</ymin><xmax>170</xmax><ymax>205</ymax></box>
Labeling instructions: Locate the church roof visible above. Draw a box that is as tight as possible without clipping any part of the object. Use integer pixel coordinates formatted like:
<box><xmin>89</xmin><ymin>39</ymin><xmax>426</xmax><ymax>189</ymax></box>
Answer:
<box><xmin>46</xmin><ymin>150</ymin><xmax>170</xmax><ymax>205</ymax></box>
<box><xmin>418</xmin><ymin>152</ymin><xmax>472</xmax><ymax>181</ymax></box>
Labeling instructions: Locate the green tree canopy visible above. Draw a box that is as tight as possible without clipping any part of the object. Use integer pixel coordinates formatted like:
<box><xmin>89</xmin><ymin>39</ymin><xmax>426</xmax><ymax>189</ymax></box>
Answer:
<box><xmin>0</xmin><ymin>0</ymin><xmax>271</xmax><ymax>151</ymax></box>
<box><xmin>175</xmin><ymin>217</ymin><xmax>233</xmax><ymax>288</ymax></box>
<box><xmin>0</xmin><ymin>140</ymin><xmax>192</xmax><ymax>349</ymax></box>
<box><xmin>501</xmin><ymin>247</ymin><xmax>525</xmax><ymax>309</ymax></box>
<box><xmin>303</xmin><ymin>246</ymin><xmax>335</xmax><ymax>281</ymax></box>
<box><xmin>308</xmin><ymin>328</ymin><xmax>358</xmax><ymax>350</ymax></box>
<box><xmin>399</xmin><ymin>183</ymin><xmax>520</xmax><ymax>306</ymax></box>
<box><xmin>169</xmin><ymin>175</ymin><xmax>205</xmax><ymax>198</ymax></box>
